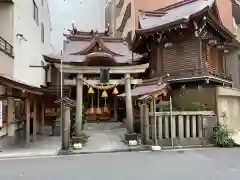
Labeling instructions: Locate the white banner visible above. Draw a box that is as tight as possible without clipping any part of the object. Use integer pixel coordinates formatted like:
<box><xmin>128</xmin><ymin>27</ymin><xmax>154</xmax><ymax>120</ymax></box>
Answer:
<box><xmin>0</xmin><ymin>101</ymin><xmax>2</xmax><ymax>127</ymax></box>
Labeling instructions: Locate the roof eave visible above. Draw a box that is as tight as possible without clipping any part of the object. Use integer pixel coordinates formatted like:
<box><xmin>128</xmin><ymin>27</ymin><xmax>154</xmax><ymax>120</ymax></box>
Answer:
<box><xmin>135</xmin><ymin>6</ymin><xmax>210</xmax><ymax>35</ymax></box>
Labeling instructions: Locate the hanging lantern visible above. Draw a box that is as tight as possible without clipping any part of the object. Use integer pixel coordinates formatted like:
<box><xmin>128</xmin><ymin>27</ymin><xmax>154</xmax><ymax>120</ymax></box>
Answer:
<box><xmin>101</xmin><ymin>90</ymin><xmax>108</xmax><ymax>98</ymax></box>
<box><xmin>112</xmin><ymin>87</ymin><xmax>119</xmax><ymax>95</ymax></box>
<box><xmin>88</xmin><ymin>87</ymin><xmax>94</xmax><ymax>94</ymax></box>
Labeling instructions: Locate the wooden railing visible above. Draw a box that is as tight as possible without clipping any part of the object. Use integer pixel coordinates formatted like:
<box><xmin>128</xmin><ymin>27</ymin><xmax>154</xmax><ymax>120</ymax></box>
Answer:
<box><xmin>0</xmin><ymin>36</ymin><xmax>13</xmax><ymax>57</ymax></box>
<box><xmin>142</xmin><ymin>110</ymin><xmax>216</xmax><ymax>147</ymax></box>
<box><xmin>156</xmin><ymin>66</ymin><xmax>232</xmax><ymax>82</ymax></box>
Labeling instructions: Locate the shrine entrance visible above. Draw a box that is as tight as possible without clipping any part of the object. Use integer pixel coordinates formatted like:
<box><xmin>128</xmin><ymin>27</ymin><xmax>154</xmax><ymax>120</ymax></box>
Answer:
<box><xmin>44</xmin><ymin>30</ymin><xmax>149</xmax><ymax>137</ymax></box>
<box><xmin>84</xmin><ymin>83</ymin><xmax>123</xmax><ymax>123</ymax></box>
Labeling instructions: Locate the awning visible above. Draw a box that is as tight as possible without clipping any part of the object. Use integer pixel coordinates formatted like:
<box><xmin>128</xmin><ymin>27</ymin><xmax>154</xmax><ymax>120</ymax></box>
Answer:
<box><xmin>0</xmin><ymin>73</ymin><xmax>43</xmax><ymax>95</ymax></box>
<box><xmin>118</xmin><ymin>83</ymin><xmax>169</xmax><ymax>98</ymax></box>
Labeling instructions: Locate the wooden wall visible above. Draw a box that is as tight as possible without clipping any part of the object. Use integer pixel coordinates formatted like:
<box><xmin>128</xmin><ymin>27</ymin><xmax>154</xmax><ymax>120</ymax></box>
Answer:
<box><xmin>201</xmin><ymin>41</ymin><xmax>225</xmax><ymax>74</ymax></box>
<box><xmin>149</xmin><ymin>35</ymin><xmax>200</xmax><ymax>78</ymax></box>
<box><xmin>148</xmin><ymin>35</ymin><xmax>226</xmax><ymax>78</ymax></box>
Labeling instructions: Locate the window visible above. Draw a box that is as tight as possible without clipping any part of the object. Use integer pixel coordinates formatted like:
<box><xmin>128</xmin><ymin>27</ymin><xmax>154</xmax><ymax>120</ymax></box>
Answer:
<box><xmin>33</xmin><ymin>0</ymin><xmax>39</xmax><ymax>25</ymax></box>
<box><xmin>41</xmin><ymin>23</ymin><xmax>44</xmax><ymax>43</ymax></box>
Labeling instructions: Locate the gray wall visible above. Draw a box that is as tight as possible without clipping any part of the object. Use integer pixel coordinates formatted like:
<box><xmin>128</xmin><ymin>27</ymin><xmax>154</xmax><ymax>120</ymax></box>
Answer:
<box><xmin>226</xmin><ymin>50</ymin><xmax>240</xmax><ymax>88</ymax></box>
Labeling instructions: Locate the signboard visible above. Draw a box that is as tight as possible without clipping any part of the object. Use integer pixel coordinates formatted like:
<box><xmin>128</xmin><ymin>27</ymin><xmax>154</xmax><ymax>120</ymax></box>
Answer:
<box><xmin>0</xmin><ymin>101</ymin><xmax>2</xmax><ymax>127</ymax></box>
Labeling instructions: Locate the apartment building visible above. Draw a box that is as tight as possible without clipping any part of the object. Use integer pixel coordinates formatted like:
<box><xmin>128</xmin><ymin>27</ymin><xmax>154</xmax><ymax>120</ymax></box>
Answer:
<box><xmin>106</xmin><ymin>0</ymin><xmax>240</xmax><ymax>39</ymax></box>
<box><xmin>0</xmin><ymin>0</ymin><xmax>51</xmax><ymax>142</ymax></box>
<box><xmin>0</xmin><ymin>0</ymin><xmax>52</xmax><ymax>86</ymax></box>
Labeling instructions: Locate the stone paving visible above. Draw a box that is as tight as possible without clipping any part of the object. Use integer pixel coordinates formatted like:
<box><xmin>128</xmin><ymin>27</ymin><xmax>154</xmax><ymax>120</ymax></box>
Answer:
<box><xmin>0</xmin><ymin>136</ymin><xmax>61</xmax><ymax>158</ymax></box>
<box><xmin>74</xmin><ymin>122</ymin><xmax>130</xmax><ymax>153</ymax></box>
<box><xmin>0</xmin><ymin>126</ymin><xmax>61</xmax><ymax>158</ymax></box>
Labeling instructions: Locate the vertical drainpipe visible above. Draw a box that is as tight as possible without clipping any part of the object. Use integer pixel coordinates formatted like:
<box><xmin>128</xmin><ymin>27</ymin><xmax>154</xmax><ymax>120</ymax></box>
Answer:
<box><xmin>112</xmin><ymin>0</ymin><xmax>116</xmax><ymax>36</ymax></box>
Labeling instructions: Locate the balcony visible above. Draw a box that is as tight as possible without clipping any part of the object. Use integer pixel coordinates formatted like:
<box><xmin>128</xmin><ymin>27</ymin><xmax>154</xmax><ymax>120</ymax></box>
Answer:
<box><xmin>156</xmin><ymin>65</ymin><xmax>232</xmax><ymax>86</ymax></box>
<box><xmin>0</xmin><ymin>36</ymin><xmax>13</xmax><ymax>57</ymax></box>
<box><xmin>116</xmin><ymin>0</ymin><xmax>131</xmax><ymax>32</ymax></box>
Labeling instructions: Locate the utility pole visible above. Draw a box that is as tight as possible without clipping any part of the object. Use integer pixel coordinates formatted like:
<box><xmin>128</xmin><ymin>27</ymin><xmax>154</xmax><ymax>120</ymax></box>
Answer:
<box><xmin>60</xmin><ymin>50</ymin><xmax>65</xmax><ymax>150</ymax></box>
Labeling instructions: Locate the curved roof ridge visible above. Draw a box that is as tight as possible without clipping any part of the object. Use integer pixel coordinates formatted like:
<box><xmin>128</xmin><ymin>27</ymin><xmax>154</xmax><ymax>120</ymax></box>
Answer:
<box><xmin>156</xmin><ymin>0</ymin><xmax>199</xmax><ymax>12</ymax></box>
<box><xmin>69</xmin><ymin>36</ymin><xmax>124</xmax><ymax>56</ymax></box>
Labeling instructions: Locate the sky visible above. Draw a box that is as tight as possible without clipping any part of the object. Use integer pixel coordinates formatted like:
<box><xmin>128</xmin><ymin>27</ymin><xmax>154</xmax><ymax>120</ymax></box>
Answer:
<box><xmin>48</xmin><ymin>0</ymin><xmax>106</xmax><ymax>52</ymax></box>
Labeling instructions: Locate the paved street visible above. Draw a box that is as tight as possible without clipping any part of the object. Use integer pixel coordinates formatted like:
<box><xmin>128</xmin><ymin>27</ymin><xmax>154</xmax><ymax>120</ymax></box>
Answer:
<box><xmin>1</xmin><ymin>148</ymin><xmax>240</xmax><ymax>180</ymax></box>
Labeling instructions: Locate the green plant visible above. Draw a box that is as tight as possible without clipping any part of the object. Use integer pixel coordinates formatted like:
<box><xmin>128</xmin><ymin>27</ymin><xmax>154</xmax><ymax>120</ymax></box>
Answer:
<box><xmin>213</xmin><ymin>123</ymin><xmax>234</xmax><ymax>147</ymax></box>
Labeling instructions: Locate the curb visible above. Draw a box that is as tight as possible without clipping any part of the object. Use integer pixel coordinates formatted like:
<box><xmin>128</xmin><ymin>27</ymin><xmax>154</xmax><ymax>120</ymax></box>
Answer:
<box><xmin>58</xmin><ymin>144</ymin><xmax>216</xmax><ymax>156</ymax></box>
<box><xmin>58</xmin><ymin>146</ymin><xmax>151</xmax><ymax>155</ymax></box>
<box><xmin>0</xmin><ymin>153</ymin><xmax>59</xmax><ymax>160</ymax></box>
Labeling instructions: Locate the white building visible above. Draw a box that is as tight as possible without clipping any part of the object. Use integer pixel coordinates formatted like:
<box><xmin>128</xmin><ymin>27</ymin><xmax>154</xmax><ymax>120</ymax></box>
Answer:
<box><xmin>0</xmin><ymin>0</ymin><xmax>52</xmax><ymax>87</ymax></box>
<box><xmin>0</xmin><ymin>0</ymin><xmax>52</xmax><ymax>141</ymax></box>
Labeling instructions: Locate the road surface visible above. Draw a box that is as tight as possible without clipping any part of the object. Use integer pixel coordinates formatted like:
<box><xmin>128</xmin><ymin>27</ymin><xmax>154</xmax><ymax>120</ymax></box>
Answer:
<box><xmin>1</xmin><ymin>148</ymin><xmax>240</xmax><ymax>180</ymax></box>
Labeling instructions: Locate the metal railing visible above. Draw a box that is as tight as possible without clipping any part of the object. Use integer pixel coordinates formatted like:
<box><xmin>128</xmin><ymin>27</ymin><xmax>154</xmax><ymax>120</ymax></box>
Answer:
<box><xmin>0</xmin><ymin>36</ymin><xmax>13</xmax><ymax>57</ymax></box>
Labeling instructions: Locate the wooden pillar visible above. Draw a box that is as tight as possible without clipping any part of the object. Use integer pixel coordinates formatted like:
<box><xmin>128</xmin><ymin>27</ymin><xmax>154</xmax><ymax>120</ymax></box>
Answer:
<box><xmin>25</xmin><ymin>97</ymin><xmax>30</xmax><ymax>145</ymax></box>
<box><xmin>114</xmin><ymin>96</ymin><xmax>118</xmax><ymax>121</ymax></box>
<box><xmin>178</xmin><ymin>115</ymin><xmax>184</xmax><ymax>140</ymax></box>
<box><xmin>150</xmin><ymin>100</ymin><xmax>157</xmax><ymax>145</ymax></box>
<box><xmin>185</xmin><ymin>115</ymin><xmax>190</xmax><ymax>138</ymax></box>
<box><xmin>7</xmin><ymin>96</ymin><xmax>16</xmax><ymax>143</ymax></box>
<box><xmin>191</xmin><ymin>115</ymin><xmax>197</xmax><ymax>138</ymax></box>
<box><xmin>63</xmin><ymin>106</ymin><xmax>71</xmax><ymax>150</ymax></box>
<box><xmin>40</xmin><ymin>102</ymin><xmax>45</xmax><ymax>134</ymax></box>
<box><xmin>144</xmin><ymin>105</ymin><xmax>150</xmax><ymax>141</ymax></box>
<box><xmin>32</xmin><ymin>100</ymin><xmax>37</xmax><ymax>142</ymax></box>
<box><xmin>76</xmin><ymin>74</ymin><xmax>83</xmax><ymax>136</ymax></box>
<box><xmin>124</xmin><ymin>73</ymin><xmax>134</xmax><ymax>133</ymax></box>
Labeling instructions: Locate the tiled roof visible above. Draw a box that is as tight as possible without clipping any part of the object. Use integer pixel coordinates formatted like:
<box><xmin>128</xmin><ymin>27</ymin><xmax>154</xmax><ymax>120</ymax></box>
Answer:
<box><xmin>0</xmin><ymin>73</ymin><xmax>43</xmax><ymax>95</ymax></box>
<box><xmin>43</xmin><ymin>30</ymin><xmax>142</xmax><ymax>64</ymax></box>
<box><xmin>138</xmin><ymin>0</ymin><xmax>214</xmax><ymax>32</ymax></box>
<box><xmin>118</xmin><ymin>83</ymin><xmax>169</xmax><ymax>97</ymax></box>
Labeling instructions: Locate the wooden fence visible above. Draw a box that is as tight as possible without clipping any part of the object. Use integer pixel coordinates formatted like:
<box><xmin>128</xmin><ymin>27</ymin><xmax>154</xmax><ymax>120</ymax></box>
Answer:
<box><xmin>140</xmin><ymin>104</ymin><xmax>216</xmax><ymax>147</ymax></box>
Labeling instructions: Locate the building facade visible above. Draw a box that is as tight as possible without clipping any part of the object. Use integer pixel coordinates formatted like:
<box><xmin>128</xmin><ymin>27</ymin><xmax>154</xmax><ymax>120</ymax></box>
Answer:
<box><xmin>0</xmin><ymin>0</ymin><xmax>52</xmax><ymax>143</ymax></box>
<box><xmin>0</xmin><ymin>0</ymin><xmax>52</xmax><ymax>86</ymax></box>
<box><xmin>105</xmin><ymin>0</ymin><xmax>238</xmax><ymax>39</ymax></box>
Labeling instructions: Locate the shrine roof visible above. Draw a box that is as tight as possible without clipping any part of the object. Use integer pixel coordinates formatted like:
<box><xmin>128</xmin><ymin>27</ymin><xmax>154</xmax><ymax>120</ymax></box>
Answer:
<box><xmin>136</xmin><ymin>0</ymin><xmax>234</xmax><ymax>39</ymax></box>
<box><xmin>43</xmin><ymin>30</ymin><xmax>142</xmax><ymax>65</ymax></box>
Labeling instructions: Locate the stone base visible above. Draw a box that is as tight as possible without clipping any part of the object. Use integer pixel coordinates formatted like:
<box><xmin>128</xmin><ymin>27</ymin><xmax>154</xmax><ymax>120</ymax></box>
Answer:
<box><xmin>125</xmin><ymin>133</ymin><xmax>138</xmax><ymax>141</ymax></box>
<box><xmin>52</xmin><ymin>119</ymin><xmax>61</xmax><ymax>136</ymax></box>
<box><xmin>71</xmin><ymin>136</ymin><xmax>86</xmax><ymax>144</ymax></box>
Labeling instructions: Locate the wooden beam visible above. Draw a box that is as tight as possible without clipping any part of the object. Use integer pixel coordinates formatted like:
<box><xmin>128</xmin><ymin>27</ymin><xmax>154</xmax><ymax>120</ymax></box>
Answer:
<box><xmin>64</xmin><ymin>78</ymin><xmax>143</xmax><ymax>86</ymax></box>
<box><xmin>54</xmin><ymin>63</ymin><xmax>149</xmax><ymax>74</ymax></box>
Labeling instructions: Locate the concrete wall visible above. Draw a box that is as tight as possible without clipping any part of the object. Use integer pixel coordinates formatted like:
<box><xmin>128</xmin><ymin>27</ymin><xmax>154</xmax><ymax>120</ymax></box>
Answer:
<box><xmin>226</xmin><ymin>50</ymin><xmax>240</xmax><ymax>88</ymax></box>
<box><xmin>172</xmin><ymin>87</ymin><xmax>216</xmax><ymax>111</ymax></box>
<box><xmin>12</xmin><ymin>0</ymin><xmax>52</xmax><ymax>86</ymax></box>
<box><xmin>216</xmin><ymin>87</ymin><xmax>240</xmax><ymax>131</ymax></box>
<box><xmin>0</xmin><ymin>3</ymin><xmax>14</xmax><ymax>76</ymax></box>
<box><xmin>0</xmin><ymin>3</ymin><xmax>14</xmax><ymax>44</ymax></box>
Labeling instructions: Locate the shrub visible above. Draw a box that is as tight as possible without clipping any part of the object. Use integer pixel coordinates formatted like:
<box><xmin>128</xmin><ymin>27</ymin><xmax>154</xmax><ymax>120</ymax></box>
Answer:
<box><xmin>213</xmin><ymin>123</ymin><xmax>234</xmax><ymax>147</ymax></box>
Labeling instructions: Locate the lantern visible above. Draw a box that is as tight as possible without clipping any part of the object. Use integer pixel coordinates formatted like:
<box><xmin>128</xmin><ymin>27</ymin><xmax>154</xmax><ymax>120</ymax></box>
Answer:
<box><xmin>112</xmin><ymin>87</ymin><xmax>119</xmax><ymax>95</ymax></box>
<box><xmin>101</xmin><ymin>90</ymin><xmax>108</xmax><ymax>98</ymax></box>
<box><xmin>88</xmin><ymin>87</ymin><xmax>94</xmax><ymax>94</ymax></box>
